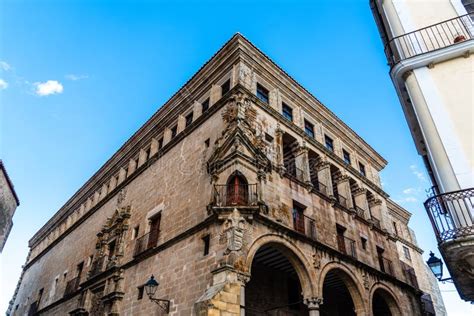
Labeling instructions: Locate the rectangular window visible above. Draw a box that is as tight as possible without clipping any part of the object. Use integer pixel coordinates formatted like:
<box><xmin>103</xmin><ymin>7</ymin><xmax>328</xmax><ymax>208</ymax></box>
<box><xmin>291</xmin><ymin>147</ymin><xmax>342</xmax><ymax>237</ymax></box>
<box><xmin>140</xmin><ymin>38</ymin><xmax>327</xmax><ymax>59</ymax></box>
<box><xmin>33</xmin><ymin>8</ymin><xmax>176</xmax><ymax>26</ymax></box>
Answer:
<box><xmin>304</xmin><ymin>120</ymin><xmax>314</xmax><ymax>138</ymax></box>
<box><xmin>221</xmin><ymin>79</ymin><xmax>231</xmax><ymax>96</ymax></box>
<box><xmin>282</xmin><ymin>103</ymin><xmax>293</xmax><ymax>121</ymax></box>
<box><xmin>324</xmin><ymin>135</ymin><xmax>334</xmax><ymax>152</ymax></box>
<box><xmin>137</xmin><ymin>286</ymin><xmax>144</xmax><ymax>300</ymax></box>
<box><xmin>292</xmin><ymin>201</ymin><xmax>306</xmax><ymax>234</ymax></box>
<box><xmin>403</xmin><ymin>246</ymin><xmax>411</xmax><ymax>260</ymax></box>
<box><xmin>202</xmin><ymin>98</ymin><xmax>210</xmax><ymax>113</ymax></box>
<box><xmin>359</xmin><ymin>162</ymin><xmax>366</xmax><ymax>176</ymax></box>
<box><xmin>202</xmin><ymin>235</ymin><xmax>210</xmax><ymax>256</ymax></box>
<box><xmin>132</xmin><ymin>226</ymin><xmax>140</xmax><ymax>240</ymax></box>
<box><xmin>392</xmin><ymin>222</ymin><xmax>398</xmax><ymax>236</ymax></box>
<box><xmin>185</xmin><ymin>112</ymin><xmax>193</xmax><ymax>127</ymax></box>
<box><xmin>256</xmin><ymin>83</ymin><xmax>269</xmax><ymax>104</ymax></box>
<box><xmin>171</xmin><ymin>125</ymin><xmax>178</xmax><ymax>138</ymax></box>
<box><xmin>204</xmin><ymin>138</ymin><xmax>210</xmax><ymax>148</ymax></box>
<box><xmin>265</xmin><ymin>133</ymin><xmax>274</xmax><ymax>143</ymax></box>
<box><xmin>361</xmin><ymin>237</ymin><xmax>367</xmax><ymax>250</ymax></box>
<box><xmin>343</xmin><ymin>149</ymin><xmax>351</xmax><ymax>165</ymax></box>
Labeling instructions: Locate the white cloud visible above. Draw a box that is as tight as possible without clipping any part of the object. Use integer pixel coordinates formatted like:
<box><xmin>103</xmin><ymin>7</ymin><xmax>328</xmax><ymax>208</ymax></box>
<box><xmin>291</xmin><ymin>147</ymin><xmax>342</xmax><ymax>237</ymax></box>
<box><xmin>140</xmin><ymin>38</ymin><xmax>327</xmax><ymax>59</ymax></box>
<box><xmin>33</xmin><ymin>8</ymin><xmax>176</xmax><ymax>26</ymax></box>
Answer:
<box><xmin>402</xmin><ymin>187</ymin><xmax>418</xmax><ymax>195</ymax></box>
<box><xmin>34</xmin><ymin>80</ymin><xmax>64</xmax><ymax>96</ymax></box>
<box><xmin>65</xmin><ymin>74</ymin><xmax>88</xmax><ymax>81</ymax></box>
<box><xmin>409</xmin><ymin>164</ymin><xmax>427</xmax><ymax>182</ymax></box>
<box><xmin>0</xmin><ymin>79</ymin><xmax>7</xmax><ymax>90</ymax></box>
<box><xmin>0</xmin><ymin>61</ymin><xmax>11</xmax><ymax>71</ymax></box>
<box><xmin>395</xmin><ymin>196</ymin><xmax>418</xmax><ymax>204</ymax></box>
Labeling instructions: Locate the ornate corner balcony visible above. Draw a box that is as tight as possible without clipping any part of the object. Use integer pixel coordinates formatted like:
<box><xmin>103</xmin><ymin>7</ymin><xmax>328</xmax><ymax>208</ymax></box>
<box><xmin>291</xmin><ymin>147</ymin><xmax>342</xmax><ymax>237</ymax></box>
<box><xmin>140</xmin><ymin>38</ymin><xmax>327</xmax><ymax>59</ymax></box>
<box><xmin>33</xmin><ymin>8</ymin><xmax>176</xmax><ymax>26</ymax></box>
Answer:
<box><xmin>424</xmin><ymin>187</ymin><xmax>474</xmax><ymax>243</ymax></box>
<box><xmin>385</xmin><ymin>14</ymin><xmax>473</xmax><ymax>67</ymax></box>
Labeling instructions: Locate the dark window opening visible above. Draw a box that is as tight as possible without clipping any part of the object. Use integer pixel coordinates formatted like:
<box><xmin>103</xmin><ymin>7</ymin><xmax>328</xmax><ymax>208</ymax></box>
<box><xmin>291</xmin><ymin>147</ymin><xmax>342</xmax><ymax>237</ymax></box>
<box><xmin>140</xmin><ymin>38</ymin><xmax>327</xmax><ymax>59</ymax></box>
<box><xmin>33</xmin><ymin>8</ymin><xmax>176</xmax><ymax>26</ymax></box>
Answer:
<box><xmin>108</xmin><ymin>240</ymin><xmax>117</xmax><ymax>258</ymax></box>
<box><xmin>202</xmin><ymin>98</ymin><xmax>210</xmax><ymax>113</ymax></box>
<box><xmin>204</xmin><ymin>138</ymin><xmax>210</xmax><ymax>148</ymax></box>
<box><xmin>202</xmin><ymin>235</ymin><xmax>210</xmax><ymax>256</ymax></box>
<box><xmin>265</xmin><ymin>133</ymin><xmax>273</xmax><ymax>143</ymax></box>
<box><xmin>393</xmin><ymin>222</ymin><xmax>398</xmax><ymax>236</ymax></box>
<box><xmin>76</xmin><ymin>262</ymin><xmax>84</xmax><ymax>278</ymax></box>
<box><xmin>256</xmin><ymin>83</ymin><xmax>269</xmax><ymax>104</ymax></box>
<box><xmin>361</xmin><ymin>237</ymin><xmax>367</xmax><ymax>250</ymax></box>
<box><xmin>325</xmin><ymin>135</ymin><xmax>334</xmax><ymax>152</ymax></box>
<box><xmin>282</xmin><ymin>103</ymin><xmax>293</xmax><ymax>121</ymax></box>
<box><xmin>343</xmin><ymin>149</ymin><xmax>351</xmax><ymax>165</ymax></box>
<box><xmin>132</xmin><ymin>226</ymin><xmax>140</xmax><ymax>240</ymax></box>
<box><xmin>403</xmin><ymin>246</ymin><xmax>411</xmax><ymax>260</ymax></box>
<box><xmin>137</xmin><ymin>286</ymin><xmax>144</xmax><ymax>300</ymax></box>
<box><xmin>359</xmin><ymin>162</ymin><xmax>366</xmax><ymax>176</ymax></box>
<box><xmin>158</xmin><ymin>137</ymin><xmax>163</xmax><ymax>150</ymax></box>
<box><xmin>304</xmin><ymin>120</ymin><xmax>314</xmax><ymax>138</ymax></box>
<box><xmin>226</xmin><ymin>173</ymin><xmax>249</xmax><ymax>205</ymax></box>
<box><xmin>171</xmin><ymin>125</ymin><xmax>178</xmax><ymax>138</ymax></box>
<box><xmin>145</xmin><ymin>147</ymin><xmax>151</xmax><ymax>159</ymax></box>
<box><xmin>185</xmin><ymin>112</ymin><xmax>193</xmax><ymax>127</ymax></box>
<box><xmin>221</xmin><ymin>79</ymin><xmax>231</xmax><ymax>96</ymax></box>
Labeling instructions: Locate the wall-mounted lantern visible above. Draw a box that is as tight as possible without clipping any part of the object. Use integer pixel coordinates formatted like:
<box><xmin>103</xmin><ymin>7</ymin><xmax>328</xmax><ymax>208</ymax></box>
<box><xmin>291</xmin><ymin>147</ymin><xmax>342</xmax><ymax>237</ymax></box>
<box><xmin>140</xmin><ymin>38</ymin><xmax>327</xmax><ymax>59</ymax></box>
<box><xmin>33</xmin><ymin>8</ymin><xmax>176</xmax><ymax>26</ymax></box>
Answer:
<box><xmin>144</xmin><ymin>275</ymin><xmax>170</xmax><ymax>313</ymax></box>
<box><xmin>426</xmin><ymin>251</ymin><xmax>452</xmax><ymax>283</ymax></box>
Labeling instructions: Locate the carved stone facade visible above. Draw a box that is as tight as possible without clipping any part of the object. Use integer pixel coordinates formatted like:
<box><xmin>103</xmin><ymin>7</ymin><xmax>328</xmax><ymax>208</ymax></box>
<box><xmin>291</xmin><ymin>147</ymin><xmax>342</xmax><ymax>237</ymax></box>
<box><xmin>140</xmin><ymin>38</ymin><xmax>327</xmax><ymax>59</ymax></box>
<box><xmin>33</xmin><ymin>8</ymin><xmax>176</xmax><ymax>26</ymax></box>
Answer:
<box><xmin>8</xmin><ymin>34</ymin><xmax>444</xmax><ymax>316</ymax></box>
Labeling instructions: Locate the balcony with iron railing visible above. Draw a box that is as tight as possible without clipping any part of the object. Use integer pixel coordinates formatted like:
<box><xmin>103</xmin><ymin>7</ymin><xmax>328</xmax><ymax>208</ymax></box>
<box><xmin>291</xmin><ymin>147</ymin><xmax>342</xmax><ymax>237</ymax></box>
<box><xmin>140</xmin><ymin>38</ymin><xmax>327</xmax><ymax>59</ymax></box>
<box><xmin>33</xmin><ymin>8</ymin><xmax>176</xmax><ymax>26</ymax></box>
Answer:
<box><xmin>292</xmin><ymin>213</ymin><xmax>317</xmax><ymax>240</ymax></box>
<box><xmin>401</xmin><ymin>262</ymin><xmax>419</xmax><ymax>289</ymax></box>
<box><xmin>212</xmin><ymin>183</ymin><xmax>259</xmax><ymax>207</ymax></box>
<box><xmin>379</xmin><ymin>256</ymin><xmax>394</xmax><ymax>276</ymax></box>
<box><xmin>424</xmin><ymin>188</ymin><xmax>474</xmax><ymax>243</ymax></box>
<box><xmin>337</xmin><ymin>235</ymin><xmax>357</xmax><ymax>259</ymax></box>
<box><xmin>133</xmin><ymin>231</ymin><xmax>159</xmax><ymax>257</ymax></box>
<box><xmin>385</xmin><ymin>14</ymin><xmax>473</xmax><ymax>67</ymax></box>
<box><xmin>64</xmin><ymin>276</ymin><xmax>80</xmax><ymax>297</ymax></box>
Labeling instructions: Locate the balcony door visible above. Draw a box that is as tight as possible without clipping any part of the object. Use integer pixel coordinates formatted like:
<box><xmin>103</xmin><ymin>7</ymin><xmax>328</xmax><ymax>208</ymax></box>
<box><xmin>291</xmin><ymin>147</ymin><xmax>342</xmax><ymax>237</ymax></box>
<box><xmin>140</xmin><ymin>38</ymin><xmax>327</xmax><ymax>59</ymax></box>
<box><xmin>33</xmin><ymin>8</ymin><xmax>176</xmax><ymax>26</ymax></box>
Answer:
<box><xmin>336</xmin><ymin>225</ymin><xmax>346</xmax><ymax>254</ymax></box>
<box><xmin>148</xmin><ymin>214</ymin><xmax>161</xmax><ymax>249</ymax></box>
<box><xmin>226</xmin><ymin>174</ymin><xmax>248</xmax><ymax>205</ymax></box>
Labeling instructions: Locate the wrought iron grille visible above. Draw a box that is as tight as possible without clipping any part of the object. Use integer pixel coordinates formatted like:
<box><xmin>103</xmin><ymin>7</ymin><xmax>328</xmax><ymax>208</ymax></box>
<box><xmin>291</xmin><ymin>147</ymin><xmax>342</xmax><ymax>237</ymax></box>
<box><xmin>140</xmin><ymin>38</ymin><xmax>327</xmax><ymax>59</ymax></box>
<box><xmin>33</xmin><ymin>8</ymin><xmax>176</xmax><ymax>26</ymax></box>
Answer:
<box><xmin>379</xmin><ymin>257</ymin><xmax>394</xmax><ymax>276</ymax></box>
<box><xmin>64</xmin><ymin>276</ymin><xmax>80</xmax><ymax>297</ymax></box>
<box><xmin>292</xmin><ymin>212</ymin><xmax>317</xmax><ymax>240</ymax></box>
<box><xmin>133</xmin><ymin>231</ymin><xmax>158</xmax><ymax>257</ymax></box>
<box><xmin>424</xmin><ymin>188</ymin><xmax>474</xmax><ymax>243</ymax></box>
<box><xmin>336</xmin><ymin>235</ymin><xmax>357</xmax><ymax>259</ymax></box>
<box><xmin>213</xmin><ymin>183</ymin><xmax>258</xmax><ymax>207</ymax></box>
<box><xmin>385</xmin><ymin>14</ymin><xmax>473</xmax><ymax>66</ymax></box>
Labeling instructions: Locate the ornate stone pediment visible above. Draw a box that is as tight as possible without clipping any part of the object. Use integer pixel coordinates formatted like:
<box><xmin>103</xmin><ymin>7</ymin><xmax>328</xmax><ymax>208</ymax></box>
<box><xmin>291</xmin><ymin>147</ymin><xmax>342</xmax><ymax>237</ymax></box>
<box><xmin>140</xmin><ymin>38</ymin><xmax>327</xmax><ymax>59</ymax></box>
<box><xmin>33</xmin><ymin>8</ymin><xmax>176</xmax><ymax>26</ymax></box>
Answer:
<box><xmin>208</xmin><ymin>92</ymin><xmax>271</xmax><ymax>177</ymax></box>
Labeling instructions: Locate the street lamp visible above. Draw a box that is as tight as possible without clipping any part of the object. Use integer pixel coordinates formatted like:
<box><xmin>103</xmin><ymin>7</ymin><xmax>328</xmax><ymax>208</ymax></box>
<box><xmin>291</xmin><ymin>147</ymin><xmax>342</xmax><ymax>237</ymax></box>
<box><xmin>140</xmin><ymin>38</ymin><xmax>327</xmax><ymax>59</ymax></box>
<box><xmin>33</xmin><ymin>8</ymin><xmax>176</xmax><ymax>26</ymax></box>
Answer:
<box><xmin>144</xmin><ymin>275</ymin><xmax>170</xmax><ymax>313</ymax></box>
<box><xmin>426</xmin><ymin>252</ymin><xmax>452</xmax><ymax>282</ymax></box>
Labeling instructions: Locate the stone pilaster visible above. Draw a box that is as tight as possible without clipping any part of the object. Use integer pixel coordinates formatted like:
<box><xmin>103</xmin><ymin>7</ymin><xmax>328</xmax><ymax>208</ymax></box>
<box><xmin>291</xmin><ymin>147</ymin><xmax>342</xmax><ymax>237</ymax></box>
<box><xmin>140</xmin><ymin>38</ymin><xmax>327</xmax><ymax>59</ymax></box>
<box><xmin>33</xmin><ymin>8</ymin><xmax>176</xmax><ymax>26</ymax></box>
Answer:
<box><xmin>335</xmin><ymin>174</ymin><xmax>353</xmax><ymax>209</ymax></box>
<box><xmin>316</xmin><ymin>160</ymin><xmax>332</xmax><ymax>197</ymax></box>
<box><xmin>275</xmin><ymin>126</ymin><xmax>285</xmax><ymax>174</ymax></box>
<box><xmin>150</xmin><ymin>138</ymin><xmax>159</xmax><ymax>157</ymax></box>
<box><xmin>295</xmin><ymin>144</ymin><xmax>312</xmax><ymax>188</ymax></box>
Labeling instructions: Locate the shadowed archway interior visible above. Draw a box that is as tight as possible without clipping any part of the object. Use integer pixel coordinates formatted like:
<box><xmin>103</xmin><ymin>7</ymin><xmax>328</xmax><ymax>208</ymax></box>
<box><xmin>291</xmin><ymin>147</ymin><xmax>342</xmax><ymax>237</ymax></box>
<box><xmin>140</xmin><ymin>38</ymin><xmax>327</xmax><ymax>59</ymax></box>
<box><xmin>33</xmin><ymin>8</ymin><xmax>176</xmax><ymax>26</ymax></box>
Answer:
<box><xmin>245</xmin><ymin>244</ymin><xmax>309</xmax><ymax>316</ymax></box>
<box><xmin>320</xmin><ymin>270</ymin><xmax>356</xmax><ymax>316</ymax></box>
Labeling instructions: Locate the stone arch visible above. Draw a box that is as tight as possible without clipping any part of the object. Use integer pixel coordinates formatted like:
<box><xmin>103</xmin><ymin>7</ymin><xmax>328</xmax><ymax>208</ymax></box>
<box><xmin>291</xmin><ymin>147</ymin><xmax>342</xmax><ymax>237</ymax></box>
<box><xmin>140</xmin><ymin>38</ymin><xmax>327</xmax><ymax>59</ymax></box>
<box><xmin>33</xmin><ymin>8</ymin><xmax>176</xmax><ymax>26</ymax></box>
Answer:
<box><xmin>369</xmin><ymin>283</ymin><xmax>402</xmax><ymax>316</ymax></box>
<box><xmin>318</xmin><ymin>262</ymin><xmax>367</xmax><ymax>315</ymax></box>
<box><xmin>245</xmin><ymin>233</ymin><xmax>316</xmax><ymax>297</ymax></box>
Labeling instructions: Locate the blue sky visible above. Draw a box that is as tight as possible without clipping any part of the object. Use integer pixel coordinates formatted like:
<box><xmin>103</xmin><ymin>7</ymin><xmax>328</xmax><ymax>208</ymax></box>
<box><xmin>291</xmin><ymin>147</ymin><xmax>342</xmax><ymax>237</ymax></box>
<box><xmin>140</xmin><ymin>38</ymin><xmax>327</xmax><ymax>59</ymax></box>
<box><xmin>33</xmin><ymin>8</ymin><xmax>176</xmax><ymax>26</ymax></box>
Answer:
<box><xmin>0</xmin><ymin>0</ymin><xmax>471</xmax><ymax>314</ymax></box>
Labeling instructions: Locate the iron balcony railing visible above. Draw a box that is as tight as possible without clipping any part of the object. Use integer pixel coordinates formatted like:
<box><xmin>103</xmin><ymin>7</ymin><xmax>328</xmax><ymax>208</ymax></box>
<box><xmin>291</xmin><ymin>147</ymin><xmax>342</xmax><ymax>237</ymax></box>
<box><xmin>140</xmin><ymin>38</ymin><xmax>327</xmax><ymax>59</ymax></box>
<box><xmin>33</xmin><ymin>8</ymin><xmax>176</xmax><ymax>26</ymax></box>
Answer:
<box><xmin>293</xmin><ymin>213</ymin><xmax>317</xmax><ymax>240</ymax></box>
<box><xmin>337</xmin><ymin>235</ymin><xmax>357</xmax><ymax>259</ymax></box>
<box><xmin>285</xmin><ymin>164</ymin><xmax>306</xmax><ymax>183</ymax></box>
<box><xmin>401</xmin><ymin>262</ymin><xmax>419</xmax><ymax>289</ymax></box>
<box><xmin>312</xmin><ymin>180</ymin><xmax>328</xmax><ymax>196</ymax></box>
<box><xmin>420</xmin><ymin>294</ymin><xmax>436</xmax><ymax>315</ymax></box>
<box><xmin>28</xmin><ymin>301</ymin><xmax>38</xmax><ymax>316</ymax></box>
<box><xmin>336</xmin><ymin>194</ymin><xmax>350</xmax><ymax>209</ymax></box>
<box><xmin>213</xmin><ymin>183</ymin><xmax>259</xmax><ymax>207</ymax></box>
<box><xmin>134</xmin><ymin>231</ymin><xmax>159</xmax><ymax>256</ymax></box>
<box><xmin>379</xmin><ymin>256</ymin><xmax>394</xmax><ymax>276</ymax></box>
<box><xmin>354</xmin><ymin>206</ymin><xmax>366</xmax><ymax>219</ymax></box>
<box><xmin>385</xmin><ymin>14</ymin><xmax>473</xmax><ymax>66</ymax></box>
<box><xmin>64</xmin><ymin>276</ymin><xmax>80</xmax><ymax>297</ymax></box>
<box><xmin>371</xmin><ymin>217</ymin><xmax>381</xmax><ymax>230</ymax></box>
<box><xmin>424</xmin><ymin>187</ymin><xmax>474</xmax><ymax>243</ymax></box>
<box><xmin>88</xmin><ymin>255</ymin><xmax>107</xmax><ymax>278</ymax></box>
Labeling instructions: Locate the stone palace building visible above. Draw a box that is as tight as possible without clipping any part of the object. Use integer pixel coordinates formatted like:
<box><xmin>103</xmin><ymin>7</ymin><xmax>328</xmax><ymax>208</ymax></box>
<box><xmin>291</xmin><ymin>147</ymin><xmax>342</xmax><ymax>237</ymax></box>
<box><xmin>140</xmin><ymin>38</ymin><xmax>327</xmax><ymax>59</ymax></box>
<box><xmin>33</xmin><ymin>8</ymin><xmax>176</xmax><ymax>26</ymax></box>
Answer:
<box><xmin>8</xmin><ymin>34</ymin><xmax>445</xmax><ymax>316</ymax></box>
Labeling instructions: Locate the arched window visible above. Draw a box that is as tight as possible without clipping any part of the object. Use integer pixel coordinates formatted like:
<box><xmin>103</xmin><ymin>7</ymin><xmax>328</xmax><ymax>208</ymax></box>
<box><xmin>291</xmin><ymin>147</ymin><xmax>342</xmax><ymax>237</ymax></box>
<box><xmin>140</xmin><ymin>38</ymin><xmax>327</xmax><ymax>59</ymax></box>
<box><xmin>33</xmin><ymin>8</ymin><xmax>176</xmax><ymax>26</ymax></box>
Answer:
<box><xmin>226</xmin><ymin>173</ymin><xmax>248</xmax><ymax>205</ymax></box>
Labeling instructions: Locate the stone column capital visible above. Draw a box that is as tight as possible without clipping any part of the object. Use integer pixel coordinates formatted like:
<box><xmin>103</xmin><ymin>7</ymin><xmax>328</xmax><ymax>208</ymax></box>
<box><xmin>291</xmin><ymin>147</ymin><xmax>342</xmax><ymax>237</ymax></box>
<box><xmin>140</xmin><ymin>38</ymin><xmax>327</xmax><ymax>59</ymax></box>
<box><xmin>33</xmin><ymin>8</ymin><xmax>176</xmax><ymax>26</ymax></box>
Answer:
<box><xmin>304</xmin><ymin>297</ymin><xmax>323</xmax><ymax>310</ymax></box>
<box><xmin>353</xmin><ymin>187</ymin><xmax>367</xmax><ymax>196</ymax></box>
<box><xmin>369</xmin><ymin>198</ymin><xmax>382</xmax><ymax>207</ymax></box>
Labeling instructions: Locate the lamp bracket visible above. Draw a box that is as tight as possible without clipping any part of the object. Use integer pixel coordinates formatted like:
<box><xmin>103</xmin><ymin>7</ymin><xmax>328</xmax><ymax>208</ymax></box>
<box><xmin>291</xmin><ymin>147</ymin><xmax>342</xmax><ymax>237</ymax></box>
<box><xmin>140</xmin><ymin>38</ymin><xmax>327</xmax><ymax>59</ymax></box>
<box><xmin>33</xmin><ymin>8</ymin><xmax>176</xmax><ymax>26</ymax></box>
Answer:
<box><xmin>149</xmin><ymin>297</ymin><xmax>170</xmax><ymax>313</ymax></box>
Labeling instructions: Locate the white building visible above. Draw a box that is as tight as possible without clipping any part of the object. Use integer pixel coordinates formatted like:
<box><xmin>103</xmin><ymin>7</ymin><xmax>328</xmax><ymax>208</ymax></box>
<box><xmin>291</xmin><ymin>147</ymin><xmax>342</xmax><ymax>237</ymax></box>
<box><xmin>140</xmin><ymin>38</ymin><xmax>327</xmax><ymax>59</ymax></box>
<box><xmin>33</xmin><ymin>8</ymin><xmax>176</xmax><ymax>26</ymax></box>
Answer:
<box><xmin>370</xmin><ymin>0</ymin><xmax>474</xmax><ymax>302</ymax></box>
